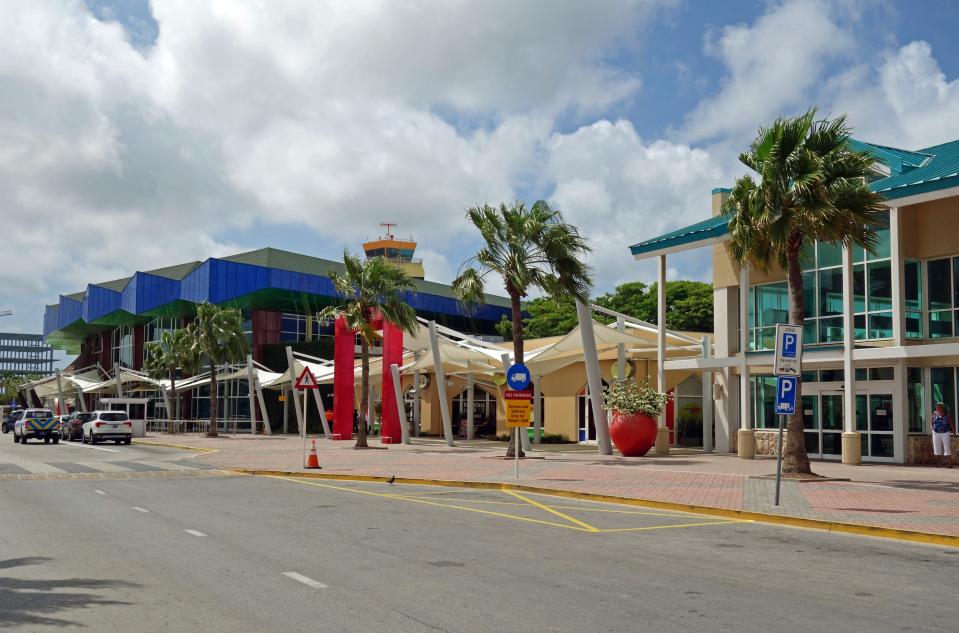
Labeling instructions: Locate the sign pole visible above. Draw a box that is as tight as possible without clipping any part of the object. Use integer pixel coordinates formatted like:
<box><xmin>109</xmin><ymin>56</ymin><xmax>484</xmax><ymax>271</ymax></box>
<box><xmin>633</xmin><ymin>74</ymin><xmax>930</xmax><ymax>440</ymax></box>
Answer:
<box><xmin>515</xmin><ymin>426</ymin><xmax>520</xmax><ymax>479</ymax></box>
<box><xmin>774</xmin><ymin>413</ymin><xmax>785</xmax><ymax>506</ymax></box>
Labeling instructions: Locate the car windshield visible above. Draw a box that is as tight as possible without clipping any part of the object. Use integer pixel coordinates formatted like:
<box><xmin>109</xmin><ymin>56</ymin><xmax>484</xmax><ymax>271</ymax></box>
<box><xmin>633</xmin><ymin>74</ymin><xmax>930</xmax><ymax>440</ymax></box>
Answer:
<box><xmin>99</xmin><ymin>413</ymin><xmax>128</xmax><ymax>422</ymax></box>
<box><xmin>75</xmin><ymin>413</ymin><xmax>94</xmax><ymax>422</ymax></box>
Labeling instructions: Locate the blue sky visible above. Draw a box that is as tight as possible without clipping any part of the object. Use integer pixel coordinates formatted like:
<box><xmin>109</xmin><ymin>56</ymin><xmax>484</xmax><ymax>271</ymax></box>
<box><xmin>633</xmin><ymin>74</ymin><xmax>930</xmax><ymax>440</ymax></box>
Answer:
<box><xmin>3</xmin><ymin>0</ymin><xmax>959</xmax><ymax>342</ymax></box>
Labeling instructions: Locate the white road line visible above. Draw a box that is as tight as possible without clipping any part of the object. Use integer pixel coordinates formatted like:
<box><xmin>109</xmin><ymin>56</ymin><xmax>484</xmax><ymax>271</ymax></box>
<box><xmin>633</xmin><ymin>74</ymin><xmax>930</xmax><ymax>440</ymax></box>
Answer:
<box><xmin>74</xmin><ymin>461</ymin><xmax>132</xmax><ymax>473</ymax></box>
<box><xmin>184</xmin><ymin>529</ymin><xmax>207</xmax><ymax>537</ymax></box>
<box><xmin>12</xmin><ymin>462</ymin><xmax>68</xmax><ymax>475</ymax></box>
<box><xmin>58</xmin><ymin>441</ymin><xmax>120</xmax><ymax>453</ymax></box>
<box><xmin>94</xmin><ymin>489</ymin><xmax>107</xmax><ymax>495</ymax></box>
<box><xmin>132</xmin><ymin>506</ymin><xmax>150</xmax><ymax>513</ymax></box>
<box><xmin>134</xmin><ymin>460</ymin><xmax>196</xmax><ymax>471</ymax></box>
<box><xmin>282</xmin><ymin>572</ymin><xmax>328</xmax><ymax>589</ymax></box>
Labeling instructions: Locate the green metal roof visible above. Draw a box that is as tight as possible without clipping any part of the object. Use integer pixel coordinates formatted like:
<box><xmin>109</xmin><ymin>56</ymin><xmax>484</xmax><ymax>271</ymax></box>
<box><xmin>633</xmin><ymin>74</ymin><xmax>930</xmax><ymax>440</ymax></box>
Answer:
<box><xmin>145</xmin><ymin>261</ymin><xmax>202</xmax><ymax>280</ymax></box>
<box><xmin>629</xmin><ymin>215</ymin><xmax>730</xmax><ymax>257</ymax></box>
<box><xmin>869</xmin><ymin>139</ymin><xmax>959</xmax><ymax>200</ymax></box>
<box><xmin>630</xmin><ymin>137</ymin><xmax>959</xmax><ymax>259</ymax></box>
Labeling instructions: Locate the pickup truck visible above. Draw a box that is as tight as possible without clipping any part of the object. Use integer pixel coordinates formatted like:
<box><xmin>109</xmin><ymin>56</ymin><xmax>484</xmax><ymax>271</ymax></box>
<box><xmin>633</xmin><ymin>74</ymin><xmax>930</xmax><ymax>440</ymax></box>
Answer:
<box><xmin>13</xmin><ymin>409</ymin><xmax>60</xmax><ymax>444</ymax></box>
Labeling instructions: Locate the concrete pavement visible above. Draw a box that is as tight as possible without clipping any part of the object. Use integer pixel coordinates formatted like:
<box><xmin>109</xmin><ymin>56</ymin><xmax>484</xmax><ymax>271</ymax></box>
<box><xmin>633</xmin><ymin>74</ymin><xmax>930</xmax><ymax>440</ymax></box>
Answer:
<box><xmin>136</xmin><ymin>434</ymin><xmax>959</xmax><ymax>539</ymax></box>
<box><xmin>2</xmin><ymin>470</ymin><xmax>957</xmax><ymax>632</ymax></box>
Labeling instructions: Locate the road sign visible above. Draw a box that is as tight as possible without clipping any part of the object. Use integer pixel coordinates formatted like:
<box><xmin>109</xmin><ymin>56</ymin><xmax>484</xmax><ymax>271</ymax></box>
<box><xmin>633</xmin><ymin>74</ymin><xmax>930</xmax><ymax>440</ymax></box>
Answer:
<box><xmin>773</xmin><ymin>323</ymin><xmax>803</xmax><ymax>376</ymax></box>
<box><xmin>504</xmin><ymin>389</ymin><xmax>532</xmax><ymax>427</ymax></box>
<box><xmin>294</xmin><ymin>366</ymin><xmax>319</xmax><ymax>390</ymax></box>
<box><xmin>775</xmin><ymin>376</ymin><xmax>797</xmax><ymax>415</ymax></box>
<box><xmin>505</xmin><ymin>363</ymin><xmax>531</xmax><ymax>391</ymax></box>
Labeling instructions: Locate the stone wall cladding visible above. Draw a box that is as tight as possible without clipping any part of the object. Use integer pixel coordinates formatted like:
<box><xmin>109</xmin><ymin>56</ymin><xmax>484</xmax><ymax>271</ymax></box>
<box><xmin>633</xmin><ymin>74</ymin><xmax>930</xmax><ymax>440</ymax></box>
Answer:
<box><xmin>907</xmin><ymin>434</ymin><xmax>959</xmax><ymax>464</ymax></box>
<box><xmin>754</xmin><ymin>430</ymin><xmax>784</xmax><ymax>456</ymax></box>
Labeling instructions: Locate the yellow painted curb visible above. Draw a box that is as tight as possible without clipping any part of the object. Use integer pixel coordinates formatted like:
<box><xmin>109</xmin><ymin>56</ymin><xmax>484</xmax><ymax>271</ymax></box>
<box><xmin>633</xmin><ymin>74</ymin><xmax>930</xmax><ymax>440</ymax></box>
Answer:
<box><xmin>132</xmin><ymin>439</ymin><xmax>219</xmax><ymax>455</ymax></box>
<box><xmin>231</xmin><ymin>468</ymin><xmax>959</xmax><ymax>549</ymax></box>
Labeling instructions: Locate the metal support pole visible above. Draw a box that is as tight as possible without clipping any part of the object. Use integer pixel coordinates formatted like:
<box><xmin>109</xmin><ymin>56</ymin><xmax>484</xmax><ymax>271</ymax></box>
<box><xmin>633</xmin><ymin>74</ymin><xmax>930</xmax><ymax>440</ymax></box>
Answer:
<box><xmin>115</xmin><ymin>368</ymin><xmax>124</xmax><ymax>398</ymax></box>
<box><xmin>282</xmin><ymin>390</ymin><xmax>289</xmax><ymax>434</ymax></box>
<box><xmin>616</xmin><ymin>316</ymin><xmax>626</xmax><ymax>383</ymax></box>
<box><xmin>841</xmin><ymin>244</ymin><xmax>860</xmax><ymax>465</ymax></box>
<box><xmin>55</xmin><ymin>369</ymin><xmax>66</xmax><ymax>416</ymax></box>
<box><xmin>656</xmin><ymin>255</ymin><xmax>669</xmax><ymax>456</ymax></box>
<box><xmin>246</xmin><ymin>355</ymin><xmax>258</xmax><ymax>435</ymax></box>
<box><xmin>428</xmin><ymin>321</ymin><xmax>454</xmax><ymax>446</ymax></box>
<box><xmin>575</xmin><ymin>300</ymin><xmax>612</xmax><ymax>455</ymax></box>
<box><xmin>702</xmin><ymin>335</ymin><xmax>714</xmax><ymax>454</ymax></box>
<box><xmin>466</xmin><ymin>372</ymin><xmax>475</xmax><ymax>440</ymax></box>
<box><xmin>774</xmin><ymin>414</ymin><xmax>785</xmax><ymax>505</ymax></box>
<box><xmin>515</xmin><ymin>422</ymin><xmax>520</xmax><ymax>479</ymax></box>
<box><xmin>533</xmin><ymin>374</ymin><xmax>542</xmax><ymax>444</ymax></box>
<box><xmin>390</xmin><ymin>363</ymin><xmax>410</xmax><ymax>444</ymax></box>
<box><xmin>412</xmin><ymin>369</ymin><xmax>421</xmax><ymax>437</ymax></box>
<box><xmin>255</xmin><ymin>382</ymin><xmax>271</xmax><ymax>435</ymax></box>
<box><xmin>285</xmin><ymin>347</ymin><xmax>305</xmax><ymax>436</ymax></box>
<box><xmin>75</xmin><ymin>384</ymin><xmax>87</xmax><ymax>413</ymax></box>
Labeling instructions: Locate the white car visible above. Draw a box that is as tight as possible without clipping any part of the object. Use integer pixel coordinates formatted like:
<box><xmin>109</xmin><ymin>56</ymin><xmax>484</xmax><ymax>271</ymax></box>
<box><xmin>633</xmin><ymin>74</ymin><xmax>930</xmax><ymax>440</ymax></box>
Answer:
<box><xmin>82</xmin><ymin>411</ymin><xmax>133</xmax><ymax>445</ymax></box>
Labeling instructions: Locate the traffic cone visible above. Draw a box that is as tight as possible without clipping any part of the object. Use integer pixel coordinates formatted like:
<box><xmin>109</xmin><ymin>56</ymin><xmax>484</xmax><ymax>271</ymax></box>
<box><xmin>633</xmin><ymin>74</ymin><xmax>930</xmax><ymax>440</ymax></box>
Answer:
<box><xmin>305</xmin><ymin>440</ymin><xmax>321</xmax><ymax>469</ymax></box>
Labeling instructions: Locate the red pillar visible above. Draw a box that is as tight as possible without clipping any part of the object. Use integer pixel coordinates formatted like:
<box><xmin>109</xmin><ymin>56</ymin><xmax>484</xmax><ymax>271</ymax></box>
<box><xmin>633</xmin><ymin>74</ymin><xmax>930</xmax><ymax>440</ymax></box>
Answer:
<box><xmin>333</xmin><ymin>316</ymin><xmax>355</xmax><ymax>440</ymax></box>
<box><xmin>380</xmin><ymin>321</ymin><xmax>404</xmax><ymax>444</ymax></box>
<box><xmin>251</xmin><ymin>310</ymin><xmax>281</xmax><ymax>364</ymax></box>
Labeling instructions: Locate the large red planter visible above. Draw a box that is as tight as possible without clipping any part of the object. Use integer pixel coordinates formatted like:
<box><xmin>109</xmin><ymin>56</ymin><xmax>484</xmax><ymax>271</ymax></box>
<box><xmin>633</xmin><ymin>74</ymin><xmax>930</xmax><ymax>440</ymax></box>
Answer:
<box><xmin>609</xmin><ymin>411</ymin><xmax>658</xmax><ymax>457</ymax></box>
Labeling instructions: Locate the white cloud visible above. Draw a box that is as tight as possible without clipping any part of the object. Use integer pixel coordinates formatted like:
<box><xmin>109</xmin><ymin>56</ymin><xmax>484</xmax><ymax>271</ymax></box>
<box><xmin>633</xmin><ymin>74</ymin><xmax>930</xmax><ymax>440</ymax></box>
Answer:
<box><xmin>545</xmin><ymin>120</ymin><xmax>726</xmax><ymax>291</ymax></box>
<box><xmin>828</xmin><ymin>41</ymin><xmax>959</xmax><ymax>149</ymax></box>
<box><xmin>682</xmin><ymin>0</ymin><xmax>853</xmax><ymax>143</ymax></box>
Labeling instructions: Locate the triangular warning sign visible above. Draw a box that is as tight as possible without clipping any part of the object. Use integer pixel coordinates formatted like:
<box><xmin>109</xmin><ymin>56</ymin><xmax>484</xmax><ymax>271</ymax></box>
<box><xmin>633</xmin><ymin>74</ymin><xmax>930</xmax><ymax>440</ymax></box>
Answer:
<box><xmin>294</xmin><ymin>366</ymin><xmax>319</xmax><ymax>390</ymax></box>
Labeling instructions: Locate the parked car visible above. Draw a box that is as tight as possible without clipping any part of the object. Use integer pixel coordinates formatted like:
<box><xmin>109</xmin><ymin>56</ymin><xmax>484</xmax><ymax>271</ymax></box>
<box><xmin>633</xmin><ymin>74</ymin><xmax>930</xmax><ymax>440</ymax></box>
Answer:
<box><xmin>59</xmin><ymin>412</ymin><xmax>93</xmax><ymax>441</ymax></box>
<box><xmin>2</xmin><ymin>409</ymin><xmax>21</xmax><ymax>433</ymax></box>
<box><xmin>13</xmin><ymin>409</ymin><xmax>59</xmax><ymax>444</ymax></box>
<box><xmin>82</xmin><ymin>411</ymin><xmax>132</xmax><ymax>445</ymax></box>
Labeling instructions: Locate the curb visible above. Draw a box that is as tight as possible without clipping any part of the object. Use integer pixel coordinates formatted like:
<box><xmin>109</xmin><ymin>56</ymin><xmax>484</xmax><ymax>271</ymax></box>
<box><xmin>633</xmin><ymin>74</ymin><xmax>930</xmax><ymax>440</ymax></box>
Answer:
<box><xmin>230</xmin><ymin>468</ymin><xmax>959</xmax><ymax>549</ymax></box>
<box><xmin>132</xmin><ymin>439</ymin><xmax>219</xmax><ymax>455</ymax></box>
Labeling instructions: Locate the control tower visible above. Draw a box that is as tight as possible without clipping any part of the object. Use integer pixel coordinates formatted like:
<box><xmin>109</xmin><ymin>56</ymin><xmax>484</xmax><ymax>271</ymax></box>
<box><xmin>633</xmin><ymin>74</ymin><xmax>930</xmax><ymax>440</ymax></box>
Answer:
<box><xmin>363</xmin><ymin>223</ymin><xmax>425</xmax><ymax>279</ymax></box>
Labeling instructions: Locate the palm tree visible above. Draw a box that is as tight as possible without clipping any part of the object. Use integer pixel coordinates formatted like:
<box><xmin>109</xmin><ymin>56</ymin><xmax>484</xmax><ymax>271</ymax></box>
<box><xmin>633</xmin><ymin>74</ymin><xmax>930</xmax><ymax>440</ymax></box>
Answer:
<box><xmin>319</xmin><ymin>251</ymin><xmax>419</xmax><ymax>449</ymax></box>
<box><xmin>724</xmin><ymin>109</ymin><xmax>886</xmax><ymax>474</ymax></box>
<box><xmin>452</xmin><ymin>201</ymin><xmax>592</xmax><ymax>456</ymax></box>
<box><xmin>145</xmin><ymin>329</ymin><xmax>198</xmax><ymax>433</ymax></box>
<box><xmin>189</xmin><ymin>302</ymin><xmax>249</xmax><ymax>438</ymax></box>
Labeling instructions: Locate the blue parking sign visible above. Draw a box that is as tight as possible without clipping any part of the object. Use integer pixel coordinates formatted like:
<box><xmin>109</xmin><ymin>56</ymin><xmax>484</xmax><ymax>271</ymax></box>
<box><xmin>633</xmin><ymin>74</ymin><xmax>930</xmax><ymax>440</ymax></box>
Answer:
<box><xmin>775</xmin><ymin>376</ymin><xmax>797</xmax><ymax>415</ymax></box>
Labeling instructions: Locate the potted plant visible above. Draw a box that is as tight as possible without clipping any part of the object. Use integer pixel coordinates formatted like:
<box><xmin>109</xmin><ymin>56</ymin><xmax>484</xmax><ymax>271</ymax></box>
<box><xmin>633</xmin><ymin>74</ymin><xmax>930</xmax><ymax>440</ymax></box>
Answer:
<box><xmin>603</xmin><ymin>380</ymin><xmax>670</xmax><ymax>457</ymax></box>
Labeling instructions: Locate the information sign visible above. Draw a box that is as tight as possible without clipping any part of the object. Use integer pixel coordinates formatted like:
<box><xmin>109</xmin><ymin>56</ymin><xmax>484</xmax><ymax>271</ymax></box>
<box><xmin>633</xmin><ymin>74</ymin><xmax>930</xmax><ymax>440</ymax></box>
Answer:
<box><xmin>504</xmin><ymin>389</ymin><xmax>532</xmax><ymax>427</ymax></box>
<box><xmin>773</xmin><ymin>323</ymin><xmax>803</xmax><ymax>377</ymax></box>
<box><xmin>775</xmin><ymin>376</ymin><xmax>797</xmax><ymax>415</ymax></box>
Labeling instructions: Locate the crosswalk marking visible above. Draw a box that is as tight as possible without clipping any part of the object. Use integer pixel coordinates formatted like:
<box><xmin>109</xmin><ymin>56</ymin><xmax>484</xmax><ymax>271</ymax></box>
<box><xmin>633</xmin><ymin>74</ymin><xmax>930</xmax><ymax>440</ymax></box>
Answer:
<box><xmin>0</xmin><ymin>460</ymin><xmax>198</xmax><ymax>475</ymax></box>
<box><xmin>133</xmin><ymin>460</ymin><xmax>196</xmax><ymax>471</ymax></box>
<box><xmin>10</xmin><ymin>461</ymin><xmax>69</xmax><ymax>475</ymax></box>
<box><xmin>73</xmin><ymin>461</ymin><xmax>133</xmax><ymax>473</ymax></box>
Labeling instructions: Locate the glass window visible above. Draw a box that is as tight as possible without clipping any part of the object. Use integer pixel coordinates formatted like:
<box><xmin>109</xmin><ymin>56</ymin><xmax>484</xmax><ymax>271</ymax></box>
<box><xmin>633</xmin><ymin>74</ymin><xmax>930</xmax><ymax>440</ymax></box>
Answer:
<box><xmin>852</xmin><ymin>264</ymin><xmax>866</xmax><ymax>313</ymax></box>
<box><xmin>855</xmin><ymin>394</ymin><xmax>868</xmax><ymax>432</ymax></box>
<box><xmin>868</xmin><ymin>367</ymin><xmax>894</xmax><ymax>381</ymax></box>
<box><xmin>908</xmin><ymin>367</ymin><xmax>924</xmax><ymax>433</ymax></box>
<box><xmin>904</xmin><ymin>260</ymin><xmax>921</xmax><ymax>311</ymax></box>
<box><xmin>870</xmin><ymin>224</ymin><xmax>891</xmax><ymax>260</ymax></box>
<box><xmin>930</xmin><ymin>310</ymin><xmax>954</xmax><ymax>339</ymax></box>
<box><xmin>819</xmin><ymin>317</ymin><xmax>843</xmax><ymax>343</ymax></box>
<box><xmin>931</xmin><ymin>367</ymin><xmax>955</xmax><ymax>419</ymax></box>
<box><xmin>928</xmin><ymin>259</ymin><xmax>952</xmax><ymax>310</ymax></box>
<box><xmin>801</xmin><ymin>395</ymin><xmax>818</xmax><ymax>430</ymax></box>
<box><xmin>868</xmin><ymin>312</ymin><xmax>893</xmax><ymax>339</ymax></box>
<box><xmin>817</xmin><ymin>241</ymin><xmax>843</xmax><ymax>268</ymax></box>
<box><xmin>819</xmin><ymin>369</ymin><xmax>844</xmax><ymax>382</ymax></box>
<box><xmin>802</xmin><ymin>271</ymin><xmax>816</xmax><ymax>319</ymax></box>
<box><xmin>818</xmin><ymin>269</ymin><xmax>843</xmax><ymax>316</ymax></box>
<box><xmin>906</xmin><ymin>312</ymin><xmax>923</xmax><ymax>339</ymax></box>
<box><xmin>867</xmin><ymin>261</ymin><xmax>892</xmax><ymax>312</ymax></box>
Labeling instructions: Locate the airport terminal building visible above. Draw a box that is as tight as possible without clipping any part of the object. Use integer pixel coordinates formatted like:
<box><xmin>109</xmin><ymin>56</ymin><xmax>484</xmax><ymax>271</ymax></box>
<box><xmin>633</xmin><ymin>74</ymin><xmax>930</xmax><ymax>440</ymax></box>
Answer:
<box><xmin>632</xmin><ymin>137</ymin><xmax>959</xmax><ymax>464</ymax></box>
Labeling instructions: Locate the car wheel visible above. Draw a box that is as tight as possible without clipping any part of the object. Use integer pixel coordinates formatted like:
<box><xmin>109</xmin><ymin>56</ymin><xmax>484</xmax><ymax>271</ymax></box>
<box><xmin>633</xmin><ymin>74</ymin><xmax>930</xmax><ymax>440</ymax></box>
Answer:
<box><xmin>124</xmin><ymin>438</ymin><xmax>132</xmax><ymax>445</ymax></box>
<box><xmin>82</xmin><ymin>432</ymin><xmax>88</xmax><ymax>444</ymax></box>
<box><xmin>44</xmin><ymin>437</ymin><xmax>50</xmax><ymax>444</ymax></box>
<box><xmin>91</xmin><ymin>434</ymin><xmax>98</xmax><ymax>445</ymax></box>
<box><xmin>21</xmin><ymin>435</ymin><xmax>27</xmax><ymax>444</ymax></box>
<box><xmin>53</xmin><ymin>437</ymin><xmax>59</xmax><ymax>445</ymax></box>
<box><xmin>13</xmin><ymin>431</ymin><xmax>19</xmax><ymax>443</ymax></box>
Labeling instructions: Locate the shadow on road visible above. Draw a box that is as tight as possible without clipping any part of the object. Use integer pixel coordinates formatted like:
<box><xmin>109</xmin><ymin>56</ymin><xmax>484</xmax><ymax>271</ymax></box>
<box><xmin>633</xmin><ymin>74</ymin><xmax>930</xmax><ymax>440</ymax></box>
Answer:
<box><xmin>0</xmin><ymin>556</ymin><xmax>139</xmax><ymax>628</ymax></box>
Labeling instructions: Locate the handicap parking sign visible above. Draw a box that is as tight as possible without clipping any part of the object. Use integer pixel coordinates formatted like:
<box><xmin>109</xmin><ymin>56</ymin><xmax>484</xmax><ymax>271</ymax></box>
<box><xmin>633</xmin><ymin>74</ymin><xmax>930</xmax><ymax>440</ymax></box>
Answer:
<box><xmin>775</xmin><ymin>376</ymin><xmax>797</xmax><ymax>415</ymax></box>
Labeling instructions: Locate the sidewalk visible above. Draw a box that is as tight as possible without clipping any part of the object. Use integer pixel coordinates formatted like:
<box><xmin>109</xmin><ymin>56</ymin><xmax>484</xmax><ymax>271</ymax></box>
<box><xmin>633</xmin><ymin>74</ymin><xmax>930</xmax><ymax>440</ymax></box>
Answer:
<box><xmin>139</xmin><ymin>434</ymin><xmax>959</xmax><ymax>541</ymax></box>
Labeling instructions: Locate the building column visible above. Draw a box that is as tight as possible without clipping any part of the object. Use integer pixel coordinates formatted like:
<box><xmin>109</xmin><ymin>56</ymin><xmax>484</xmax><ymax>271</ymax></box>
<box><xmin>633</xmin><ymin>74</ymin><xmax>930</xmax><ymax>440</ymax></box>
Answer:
<box><xmin>702</xmin><ymin>335</ymin><xmax>713</xmax><ymax>454</ymax></box>
<box><xmin>655</xmin><ymin>255</ymin><xmax>670</xmax><ymax>455</ymax></box>
<box><xmin>466</xmin><ymin>372</ymin><xmax>475</xmax><ymax>440</ymax></box>
<box><xmin>713</xmin><ymin>287</ymin><xmax>737</xmax><ymax>453</ymax></box>
<box><xmin>841</xmin><ymin>245</ymin><xmax>861</xmax><ymax>465</ymax></box>
<box><xmin>737</xmin><ymin>265</ymin><xmax>754</xmax><ymax>459</ymax></box>
<box><xmin>889</xmin><ymin>207</ymin><xmax>905</xmax><ymax>345</ymax></box>
<box><xmin>412</xmin><ymin>370</ymin><xmax>421</xmax><ymax>437</ymax></box>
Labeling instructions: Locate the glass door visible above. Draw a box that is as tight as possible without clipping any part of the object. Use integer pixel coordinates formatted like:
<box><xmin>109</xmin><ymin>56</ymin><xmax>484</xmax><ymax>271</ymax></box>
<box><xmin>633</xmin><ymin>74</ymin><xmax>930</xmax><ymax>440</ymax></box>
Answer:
<box><xmin>578</xmin><ymin>389</ymin><xmax>597</xmax><ymax>443</ymax></box>
<box><xmin>819</xmin><ymin>392</ymin><xmax>844</xmax><ymax>458</ymax></box>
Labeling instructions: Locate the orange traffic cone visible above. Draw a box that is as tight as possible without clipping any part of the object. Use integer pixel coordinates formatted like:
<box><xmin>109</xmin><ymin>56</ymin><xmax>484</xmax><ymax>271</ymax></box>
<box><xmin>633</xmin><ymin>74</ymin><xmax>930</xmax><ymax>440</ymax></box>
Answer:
<box><xmin>306</xmin><ymin>440</ymin><xmax>321</xmax><ymax>469</ymax></box>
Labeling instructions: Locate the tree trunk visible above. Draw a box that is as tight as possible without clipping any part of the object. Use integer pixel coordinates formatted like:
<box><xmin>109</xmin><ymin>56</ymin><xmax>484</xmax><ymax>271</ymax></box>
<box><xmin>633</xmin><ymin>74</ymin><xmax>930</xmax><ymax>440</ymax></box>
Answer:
<box><xmin>207</xmin><ymin>363</ymin><xmax>219</xmax><ymax>438</ymax></box>
<box><xmin>356</xmin><ymin>338</ymin><xmax>369</xmax><ymax>448</ymax></box>
<box><xmin>783</xmin><ymin>231</ymin><xmax>812</xmax><ymax>474</ymax></box>
<box><xmin>168</xmin><ymin>370</ymin><xmax>176</xmax><ymax>435</ymax></box>
<box><xmin>505</xmin><ymin>288</ymin><xmax>525</xmax><ymax>458</ymax></box>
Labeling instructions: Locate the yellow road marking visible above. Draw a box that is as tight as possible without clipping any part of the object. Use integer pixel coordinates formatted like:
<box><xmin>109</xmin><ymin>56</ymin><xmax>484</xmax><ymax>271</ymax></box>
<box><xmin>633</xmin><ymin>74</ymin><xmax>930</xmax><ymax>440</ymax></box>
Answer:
<box><xmin>267</xmin><ymin>476</ymin><xmax>591</xmax><ymax>532</ymax></box>
<box><xmin>504</xmin><ymin>490</ymin><xmax>600</xmax><ymax>533</ymax></box>
<box><xmin>599</xmin><ymin>520</ymin><xmax>751</xmax><ymax>533</ymax></box>
<box><xmin>390</xmin><ymin>494</ymin><xmax>707</xmax><ymax>518</ymax></box>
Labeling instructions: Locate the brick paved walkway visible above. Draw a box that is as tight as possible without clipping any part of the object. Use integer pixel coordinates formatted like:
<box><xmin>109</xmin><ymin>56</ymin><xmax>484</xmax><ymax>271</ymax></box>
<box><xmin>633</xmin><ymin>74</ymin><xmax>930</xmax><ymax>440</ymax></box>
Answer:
<box><xmin>138</xmin><ymin>434</ymin><xmax>959</xmax><ymax>537</ymax></box>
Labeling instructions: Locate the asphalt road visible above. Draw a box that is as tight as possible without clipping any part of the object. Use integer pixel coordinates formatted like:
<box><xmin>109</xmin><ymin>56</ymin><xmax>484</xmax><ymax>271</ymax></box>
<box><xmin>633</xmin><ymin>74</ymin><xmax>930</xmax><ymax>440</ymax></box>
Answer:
<box><xmin>0</xmin><ymin>443</ymin><xmax>956</xmax><ymax>632</ymax></box>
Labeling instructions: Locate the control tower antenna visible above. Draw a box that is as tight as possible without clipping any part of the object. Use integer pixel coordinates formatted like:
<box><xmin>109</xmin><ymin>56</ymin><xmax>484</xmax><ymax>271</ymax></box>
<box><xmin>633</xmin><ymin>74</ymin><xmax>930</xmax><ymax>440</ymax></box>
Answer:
<box><xmin>379</xmin><ymin>222</ymin><xmax>397</xmax><ymax>240</ymax></box>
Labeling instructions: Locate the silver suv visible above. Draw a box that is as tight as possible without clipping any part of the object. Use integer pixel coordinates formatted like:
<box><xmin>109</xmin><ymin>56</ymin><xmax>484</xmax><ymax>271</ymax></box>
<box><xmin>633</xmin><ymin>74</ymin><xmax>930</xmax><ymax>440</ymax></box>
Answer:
<box><xmin>82</xmin><ymin>411</ymin><xmax>133</xmax><ymax>445</ymax></box>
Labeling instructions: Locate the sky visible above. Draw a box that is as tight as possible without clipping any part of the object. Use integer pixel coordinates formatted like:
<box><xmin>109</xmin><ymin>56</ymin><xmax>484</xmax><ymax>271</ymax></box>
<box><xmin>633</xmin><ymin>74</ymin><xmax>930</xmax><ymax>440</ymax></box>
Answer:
<box><xmin>3</xmin><ymin>0</ymin><xmax>959</xmax><ymax>346</ymax></box>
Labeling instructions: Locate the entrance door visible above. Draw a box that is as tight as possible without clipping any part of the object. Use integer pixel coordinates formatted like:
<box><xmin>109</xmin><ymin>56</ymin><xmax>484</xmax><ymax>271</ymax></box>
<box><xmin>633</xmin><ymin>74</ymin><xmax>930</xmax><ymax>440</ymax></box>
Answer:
<box><xmin>577</xmin><ymin>381</ymin><xmax>607</xmax><ymax>444</ymax></box>
<box><xmin>803</xmin><ymin>383</ymin><xmax>896</xmax><ymax>462</ymax></box>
